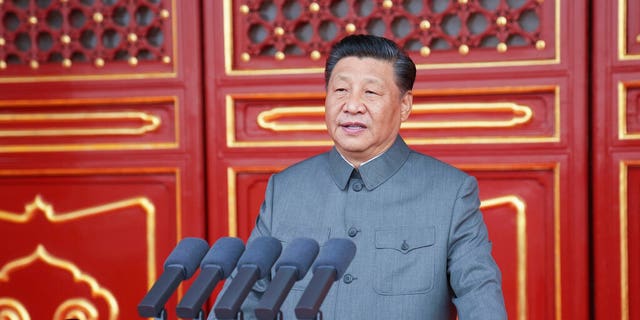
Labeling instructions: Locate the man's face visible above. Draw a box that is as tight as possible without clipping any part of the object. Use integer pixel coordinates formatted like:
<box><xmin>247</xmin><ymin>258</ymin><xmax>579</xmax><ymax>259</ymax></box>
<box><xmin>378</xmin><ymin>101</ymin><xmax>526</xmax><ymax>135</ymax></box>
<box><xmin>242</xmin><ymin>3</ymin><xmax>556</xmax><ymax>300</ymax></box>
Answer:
<box><xmin>325</xmin><ymin>56</ymin><xmax>412</xmax><ymax>166</ymax></box>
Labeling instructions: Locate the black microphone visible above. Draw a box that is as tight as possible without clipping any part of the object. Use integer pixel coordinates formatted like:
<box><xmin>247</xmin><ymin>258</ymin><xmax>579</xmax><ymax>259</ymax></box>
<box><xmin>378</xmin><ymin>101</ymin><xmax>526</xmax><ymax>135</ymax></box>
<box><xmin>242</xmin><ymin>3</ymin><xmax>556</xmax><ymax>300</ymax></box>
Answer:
<box><xmin>138</xmin><ymin>237</ymin><xmax>209</xmax><ymax>318</ymax></box>
<box><xmin>213</xmin><ymin>236</ymin><xmax>282</xmax><ymax>320</ymax></box>
<box><xmin>294</xmin><ymin>238</ymin><xmax>356</xmax><ymax>320</ymax></box>
<box><xmin>254</xmin><ymin>238</ymin><xmax>320</xmax><ymax>320</ymax></box>
<box><xmin>176</xmin><ymin>237</ymin><xmax>245</xmax><ymax>319</ymax></box>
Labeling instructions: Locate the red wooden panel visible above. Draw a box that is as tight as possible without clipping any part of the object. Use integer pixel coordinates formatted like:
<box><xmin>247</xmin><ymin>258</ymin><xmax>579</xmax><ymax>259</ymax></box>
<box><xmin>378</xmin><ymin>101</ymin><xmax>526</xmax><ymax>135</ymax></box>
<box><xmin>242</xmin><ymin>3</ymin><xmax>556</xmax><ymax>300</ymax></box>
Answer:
<box><xmin>0</xmin><ymin>168</ymin><xmax>181</xmax><ymax>319</ymax></box>
<box><xmin>228</xmin><ymin>164</ymin><xmax>559</xmax><ymax>320</ymax></box>
<box><xmin>206</xmin><ymin>1</ymin><xmax>588</xmax><ymax>320</ymax></box>
<box><xmin>233</xmin><ymin>169</ymin><xmax>278</xmax><ymax>241</ymax></box>
<box><xmin>226</xmin><ymin>86</ymin><xmax>559</xmax><ymax>148</ymax></box>
<box><xmin>0</xmin><ymin>96</ymin><xmax>179</xmax><ymax>152</ymax></box>
<box><xmin>593</xmin><ymin>1</ymin><xmax>640</xmax><ymax>319</ymax></box>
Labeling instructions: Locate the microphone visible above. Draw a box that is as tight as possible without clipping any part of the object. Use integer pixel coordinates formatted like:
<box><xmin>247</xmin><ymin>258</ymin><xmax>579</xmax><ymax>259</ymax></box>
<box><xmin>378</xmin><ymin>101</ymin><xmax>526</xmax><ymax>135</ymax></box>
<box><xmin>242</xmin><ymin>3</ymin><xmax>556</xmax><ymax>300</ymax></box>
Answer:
<box><xmin>294</xmin><ymin>238</ymin><xmax>356</xmax><ymax>320</ymax></box>
<box><xmin>176</xmin><ymin>237</ymin><xmax>245</xmax><ymax>319</ymax></box>
<box><xmin>254</xmin><ymin>238</ymin><xmax>320</xmax><ymax>320</ymax></box>
<box><xmin>213</xmin><ymin>236</ymin><xmax>282</xmax><ymax>320</ymax></box>
<box><xmin>138</xmin><ymin>237</ymin><xmax>209</xmax><ymax>318</ymax></box>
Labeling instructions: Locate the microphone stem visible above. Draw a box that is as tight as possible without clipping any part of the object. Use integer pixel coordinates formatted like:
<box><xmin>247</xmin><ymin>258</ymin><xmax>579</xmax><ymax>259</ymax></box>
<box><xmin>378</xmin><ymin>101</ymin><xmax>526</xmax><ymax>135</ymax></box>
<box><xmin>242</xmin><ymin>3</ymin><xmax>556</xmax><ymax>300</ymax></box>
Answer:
<box><xmin>254</xmin><ymin>267</ymin><xmax>298</xmax><ymax>320</ymax></box>
<box><xmin>295</xmin><ymin>267</ymin><xmax>336</xmax><ymax>320</ymax></box>
<box><xmin>176</xmin><ymin>266</ymin><xmax>223</xmax><ymax>318</ymax></box>
<box><xmin>214</xmin><ymin>265</ymin><xmax>260</xmax><ymax>319</ymax></box>
<box><xmin>138</xmin><ymin>266</ymin><xmax>185</xmax><ymax>317</ymax></box>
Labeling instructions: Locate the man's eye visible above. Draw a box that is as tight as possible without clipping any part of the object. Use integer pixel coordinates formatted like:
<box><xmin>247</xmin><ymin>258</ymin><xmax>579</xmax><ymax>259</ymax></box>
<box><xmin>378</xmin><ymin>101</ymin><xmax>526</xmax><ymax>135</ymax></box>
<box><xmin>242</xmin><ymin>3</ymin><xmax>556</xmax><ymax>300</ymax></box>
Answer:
<box><xmin>365</xmin><ymin>90</ymin><xmax>379</xmax><ymax>95</ymax></box>
<box><xmin>335</xmin><ymin>88</ymin><xmax>346</xmax><ymax>92</ymax></box>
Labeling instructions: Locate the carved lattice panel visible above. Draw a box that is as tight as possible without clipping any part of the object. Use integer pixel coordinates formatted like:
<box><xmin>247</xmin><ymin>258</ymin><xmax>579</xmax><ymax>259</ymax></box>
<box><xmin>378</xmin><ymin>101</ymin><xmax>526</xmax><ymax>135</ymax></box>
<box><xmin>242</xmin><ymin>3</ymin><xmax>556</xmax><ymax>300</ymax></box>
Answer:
<box><xmin>226</xmin><ymin>0</ymin><xmax>557</xmax><ymax>74</ymax></box>
<box><xmin>0</xmin><ymin>0</ymin><xmax>176</xmax><ymax>80</ymax></box>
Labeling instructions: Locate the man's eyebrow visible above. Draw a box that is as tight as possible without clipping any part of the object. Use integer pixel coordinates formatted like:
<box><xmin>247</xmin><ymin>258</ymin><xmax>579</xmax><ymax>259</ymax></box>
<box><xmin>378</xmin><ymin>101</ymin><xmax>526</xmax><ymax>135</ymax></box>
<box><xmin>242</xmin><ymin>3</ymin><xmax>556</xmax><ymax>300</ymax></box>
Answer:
<box><xmin>332</xmin><ymin>73</ymin><xmax>384</xmax><ymax>85</ymax></box>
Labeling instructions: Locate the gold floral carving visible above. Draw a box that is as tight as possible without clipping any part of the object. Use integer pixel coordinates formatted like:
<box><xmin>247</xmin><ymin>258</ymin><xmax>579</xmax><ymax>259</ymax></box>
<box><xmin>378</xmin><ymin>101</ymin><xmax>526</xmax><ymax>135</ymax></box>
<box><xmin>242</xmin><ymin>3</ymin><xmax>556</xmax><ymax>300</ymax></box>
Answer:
<box><xmin>0</xmin><ymin>245</ymin><xmax>118</xmax><ymax>320</ymax></box>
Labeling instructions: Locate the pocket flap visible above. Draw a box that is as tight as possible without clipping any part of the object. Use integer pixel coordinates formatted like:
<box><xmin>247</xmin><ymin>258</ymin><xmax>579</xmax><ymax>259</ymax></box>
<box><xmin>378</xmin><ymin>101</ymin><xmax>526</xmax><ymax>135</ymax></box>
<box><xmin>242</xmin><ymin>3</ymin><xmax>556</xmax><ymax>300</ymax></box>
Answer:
<box><xmin>375</xmin><ymin>226</ymin><xmax>435</xmax><ymax>254</ymax></box>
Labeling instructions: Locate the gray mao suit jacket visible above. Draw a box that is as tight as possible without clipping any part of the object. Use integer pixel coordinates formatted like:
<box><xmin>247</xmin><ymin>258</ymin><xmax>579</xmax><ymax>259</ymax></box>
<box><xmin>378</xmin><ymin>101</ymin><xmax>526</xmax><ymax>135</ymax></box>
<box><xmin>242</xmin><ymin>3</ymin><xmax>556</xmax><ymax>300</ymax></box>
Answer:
<box><xmin>211</xmin><ymin>136</ymin><xmax>506</xmax><ymax>320</ymax></box>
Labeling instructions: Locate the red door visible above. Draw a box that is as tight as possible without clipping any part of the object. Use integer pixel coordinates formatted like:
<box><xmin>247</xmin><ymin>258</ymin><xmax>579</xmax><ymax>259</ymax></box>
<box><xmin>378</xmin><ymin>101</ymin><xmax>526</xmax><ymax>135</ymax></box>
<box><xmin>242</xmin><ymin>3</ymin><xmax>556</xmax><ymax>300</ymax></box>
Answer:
<box><xmin>0</xmin><ymin>1</ymin><xmax>204</xmax><ymax>318</ymax></box>
<box><xmin>593</xmin><ymin>1</ymin><xmax>640</xmax><ymax>319</ymax></box>
<box><xmin>0</xmin><ymin>0</ymin><xmax>612</xmax><ymax>319</ymax></box>
<box><xmin>204</xmin><ymin>1</ymin><xmax>588</xmax><ymax>319</ymax></box>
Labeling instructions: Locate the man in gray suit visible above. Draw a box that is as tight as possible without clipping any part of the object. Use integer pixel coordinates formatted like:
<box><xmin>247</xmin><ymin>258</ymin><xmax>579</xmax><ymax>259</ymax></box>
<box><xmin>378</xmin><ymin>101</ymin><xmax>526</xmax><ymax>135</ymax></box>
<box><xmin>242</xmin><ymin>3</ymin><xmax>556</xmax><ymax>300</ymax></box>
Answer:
<box><xmin>215</xmin><ymin>34</ymin><xmax>506</xmax><ymax>319</ymax></box>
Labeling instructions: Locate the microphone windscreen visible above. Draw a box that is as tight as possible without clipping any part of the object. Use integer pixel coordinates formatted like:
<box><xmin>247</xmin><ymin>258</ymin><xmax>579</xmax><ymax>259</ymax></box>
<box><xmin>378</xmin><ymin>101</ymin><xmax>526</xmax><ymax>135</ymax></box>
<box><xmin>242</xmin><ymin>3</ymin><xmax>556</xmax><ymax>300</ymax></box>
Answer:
<box><xmin>274</xmin><ymin>238</ymin><xmax>320</xmax><ymax>280</ymax></box>
<box><xmin>164</xmin><ymin>237</ymin><xmax>209</xmax><ymax>278</ymax></box>
<box><xmin>200</xmin><ymin>237</ymin><xmax>245</xmax><ymax>278</ymax></box>
<box><xmin>237</xmin><ymin>236</ymin><xmax>282</xmax><ymax>278</ymax></box>
<box><xmin>312</xmin><ymin>238</ymin><xmax>356</xmax><ymax>279</ymax></box>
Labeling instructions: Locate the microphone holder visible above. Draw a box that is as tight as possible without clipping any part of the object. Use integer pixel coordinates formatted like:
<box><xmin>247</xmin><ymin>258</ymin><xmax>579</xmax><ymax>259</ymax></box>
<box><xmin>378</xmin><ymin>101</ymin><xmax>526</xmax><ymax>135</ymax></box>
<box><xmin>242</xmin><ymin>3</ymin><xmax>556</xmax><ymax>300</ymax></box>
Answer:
<box><xmin>191</xmin><ymin>310</ymin><xmax>205</xmax><ymax>320</ymax></box>
<box><xmin>153</xmin><ymin>309</ymin><xmax>167</xmax><ymax>320</ymax></box>
<box><xmin>218</xmin><ymin>311</ymin><xmax>244</xmax><ymax>320</ymax></box>
<box><xmin>294</xmin><ymin>268</ymin><xmax>335</xmax><ymax>320</ymax></box>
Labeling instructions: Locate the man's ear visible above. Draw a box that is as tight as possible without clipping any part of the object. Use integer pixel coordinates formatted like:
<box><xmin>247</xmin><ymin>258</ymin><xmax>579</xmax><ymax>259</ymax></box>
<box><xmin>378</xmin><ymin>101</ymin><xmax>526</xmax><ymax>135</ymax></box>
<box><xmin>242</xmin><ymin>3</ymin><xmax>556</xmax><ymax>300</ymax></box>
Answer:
<box><xmin>400</xmin><ymin>91</ymin><xmax>413</xmax><ymax>121</ymax></box>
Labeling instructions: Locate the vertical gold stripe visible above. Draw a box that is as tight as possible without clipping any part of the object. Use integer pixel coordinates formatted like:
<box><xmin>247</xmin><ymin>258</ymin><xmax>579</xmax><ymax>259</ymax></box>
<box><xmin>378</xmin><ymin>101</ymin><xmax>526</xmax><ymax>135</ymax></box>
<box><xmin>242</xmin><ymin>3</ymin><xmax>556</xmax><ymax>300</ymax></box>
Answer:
<box><xmin>619</xmin><ymin>0</ymin><xmax>628</xmax><ymax>60</ymax></box>
<box><xmin>481</xmin><ymin>195</ymin><xmax>527</xmax><ymax>320</ymax></box>
<box><xmin>171</xmin><ymin>0</ymin><xmax>179</xmax><ymax>75</ymax></box>
<box><xmin>175</xmin><ymin>168</ymin><xmax>182</xmax><ymax>242</ymax></box>
<box><xmin>620</xmin><ymin>161</ymin><xmax>629</xmax><ymax>320</ymax></box>
<box><xmin>554</xmin><ymin>164</ymin><xmax>562</xmax><ymax>320</ymax></box>
<box><xmin>227</xmin><ymin>167</ymin><xmax>237</xmax><ymax>237</ymax></box>
<box><xmin>619</xmin><ymin>82</ymin><xmax>627</xmax><ymax>139</ymax></box>
<box><xmin>226</xmin><ymin>95</ymin><xmax>236</xmax><ymax>148</ymax></box>
<box><xmin>223</xmin><ymin>0</ymin><xmax>234</xmax><ymax>75</ymax></box>
<box><xmin>555</xmin><ymin>86</ymin><xmax>561</xmax><ymax>143</ymax></box>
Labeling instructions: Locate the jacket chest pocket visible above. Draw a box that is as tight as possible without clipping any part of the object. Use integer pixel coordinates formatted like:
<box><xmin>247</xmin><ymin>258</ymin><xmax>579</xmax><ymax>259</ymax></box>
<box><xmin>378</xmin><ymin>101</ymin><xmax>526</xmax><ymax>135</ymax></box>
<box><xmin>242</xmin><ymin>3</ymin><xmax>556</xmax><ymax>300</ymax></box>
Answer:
<box><xmin>374</xmin><ymin>226</ymin><xmax>436</xmax><ymax>295</ymax></box>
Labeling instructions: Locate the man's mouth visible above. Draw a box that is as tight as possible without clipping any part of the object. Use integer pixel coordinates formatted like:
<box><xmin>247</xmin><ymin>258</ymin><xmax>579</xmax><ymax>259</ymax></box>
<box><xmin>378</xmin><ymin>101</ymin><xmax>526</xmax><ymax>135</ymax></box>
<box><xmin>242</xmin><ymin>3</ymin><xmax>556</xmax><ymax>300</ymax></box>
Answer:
<box><xmin>340</xmin><ymin>122</ymin><xmax>367</xmax><ymax>130</ymax></box>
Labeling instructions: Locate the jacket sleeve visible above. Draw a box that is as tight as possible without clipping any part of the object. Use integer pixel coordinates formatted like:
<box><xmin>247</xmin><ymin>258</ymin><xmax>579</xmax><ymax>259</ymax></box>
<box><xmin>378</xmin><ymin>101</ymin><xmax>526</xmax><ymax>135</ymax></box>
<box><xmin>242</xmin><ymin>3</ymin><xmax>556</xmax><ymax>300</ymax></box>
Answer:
<box><xmin>447</xmin><ymin>175</ymin><xmax>507</xmax><ymax>320</ymax></box>
<box><xmin>208</xmin><ymin>175</ymin><xmax>276</xmax><ymax>320</ymax></box>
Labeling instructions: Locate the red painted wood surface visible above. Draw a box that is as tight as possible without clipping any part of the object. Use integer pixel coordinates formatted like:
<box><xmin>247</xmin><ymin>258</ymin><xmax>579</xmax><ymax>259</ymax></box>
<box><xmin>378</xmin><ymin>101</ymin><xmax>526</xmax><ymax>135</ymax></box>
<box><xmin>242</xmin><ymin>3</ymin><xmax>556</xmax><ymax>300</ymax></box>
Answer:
<box><xmin>205</xmin><ymin>1</ymin><xmax>588</xmax><ymax>319</ymax></box>
<box><xmin>0</xmin><ymin>1</ymin><xmax>204</xmax><ymax>319</ymax></box>
<box><xmin>593</xmin><ymin>1</ymin><xmax>640</xmax><ymax>319</ymax></box>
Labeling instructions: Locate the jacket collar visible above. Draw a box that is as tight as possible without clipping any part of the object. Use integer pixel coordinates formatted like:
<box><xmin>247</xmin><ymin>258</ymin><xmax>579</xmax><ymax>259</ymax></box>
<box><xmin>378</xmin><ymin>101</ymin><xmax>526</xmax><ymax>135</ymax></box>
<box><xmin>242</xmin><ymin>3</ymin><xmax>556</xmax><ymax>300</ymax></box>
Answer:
<box><xmin>329</xmin><ymin>135</ymin><xmax>411</xmax><ymax>190</ymax></box>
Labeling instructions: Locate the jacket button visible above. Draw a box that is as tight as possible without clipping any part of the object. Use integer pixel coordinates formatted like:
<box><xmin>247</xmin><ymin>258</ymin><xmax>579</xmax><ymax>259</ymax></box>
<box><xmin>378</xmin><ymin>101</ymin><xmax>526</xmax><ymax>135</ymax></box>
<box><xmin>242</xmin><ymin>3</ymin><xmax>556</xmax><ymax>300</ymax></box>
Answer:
<box><xmin>347</xmin><ymin>227</ymin><xmax>358</xmax><ymax>237</ymax></box>
<box><xmin>352</xmin><ymin>182</ymin><xmax>363</xmax><ymax>192</ymax></box>
<box><xmin>401</xmin><ymin>240</ymin><xmax>410</xmax><ymax>251</ymax></box>
<box><xmin>343</xmin><ymin>273</ymin><xmax>354</xmax><ymax>284</ymax></box>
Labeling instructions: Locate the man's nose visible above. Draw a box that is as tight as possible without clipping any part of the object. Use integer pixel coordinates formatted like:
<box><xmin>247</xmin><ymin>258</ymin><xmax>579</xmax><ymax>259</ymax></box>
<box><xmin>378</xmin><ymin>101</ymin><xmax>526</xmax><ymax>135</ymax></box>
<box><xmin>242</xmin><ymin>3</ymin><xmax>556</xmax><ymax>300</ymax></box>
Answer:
<box><xmin>344</xmin><ymin>93</ymin><xmax>365</xmax><ymax>113</ymax></box>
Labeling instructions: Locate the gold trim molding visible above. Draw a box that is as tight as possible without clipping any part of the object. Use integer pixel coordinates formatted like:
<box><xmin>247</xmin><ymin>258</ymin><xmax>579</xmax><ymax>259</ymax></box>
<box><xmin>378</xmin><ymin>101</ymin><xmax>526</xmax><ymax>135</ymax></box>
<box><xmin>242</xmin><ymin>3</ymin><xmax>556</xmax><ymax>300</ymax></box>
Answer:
<box><xmin>0</xmin><ymin>245</ymin><xmax>118</xmax><ymax>319</ymax></box>
<box><xmin>617</xmin><ymin>81</ymin><xmax>640</xmax><ymax>140</ymax></box>
<box><xmin>618</xmin><ymin>0</ymin><xmax>640</xmax><ymax>60</ymax></box>
<box><xmin>0</xmin><ymin>96</ymin><xmax>180</xmax><ymax>152</ymax></box>
<box><xmin>257</xmin><ymin>102</ymin><xmax>533</xmax><ymax>132</ymax></box>
<box><xmin>0</xmin><ymin>297</ymin><xmax>30</xmax><ymax>320</ymax></box>
<box><xmin>481</xmin><ymin>195</ymin><xmax>527</xmax><ymax>320</ymax></box>
<box><xmin>226</xmin><ymin>86</ymin><xmax>560</xmax><ymax>147</ymax></box>
<box><xmin>53</xmin><ymin>298</ymin><xmax>98</xmax><ymax>320</ymax></box>
<box><xmin>619</xmin><ymin>160</ymin><xmax>633</xmax><ymax>320</ymax></box>
<box><xmin>0</xmin><ymin>111</ymin><xmax>160</xmax><ymax>137</ymax></box>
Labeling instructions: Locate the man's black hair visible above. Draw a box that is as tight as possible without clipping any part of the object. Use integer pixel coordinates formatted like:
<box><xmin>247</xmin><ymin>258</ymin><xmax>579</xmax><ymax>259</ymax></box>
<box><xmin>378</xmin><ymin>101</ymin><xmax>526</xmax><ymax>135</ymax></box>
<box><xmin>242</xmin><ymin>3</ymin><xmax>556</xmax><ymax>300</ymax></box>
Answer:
<box><xmin>324</xmin><ymin>34</ymin><xmax>416</xmax><ymax>94</ymax></box>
